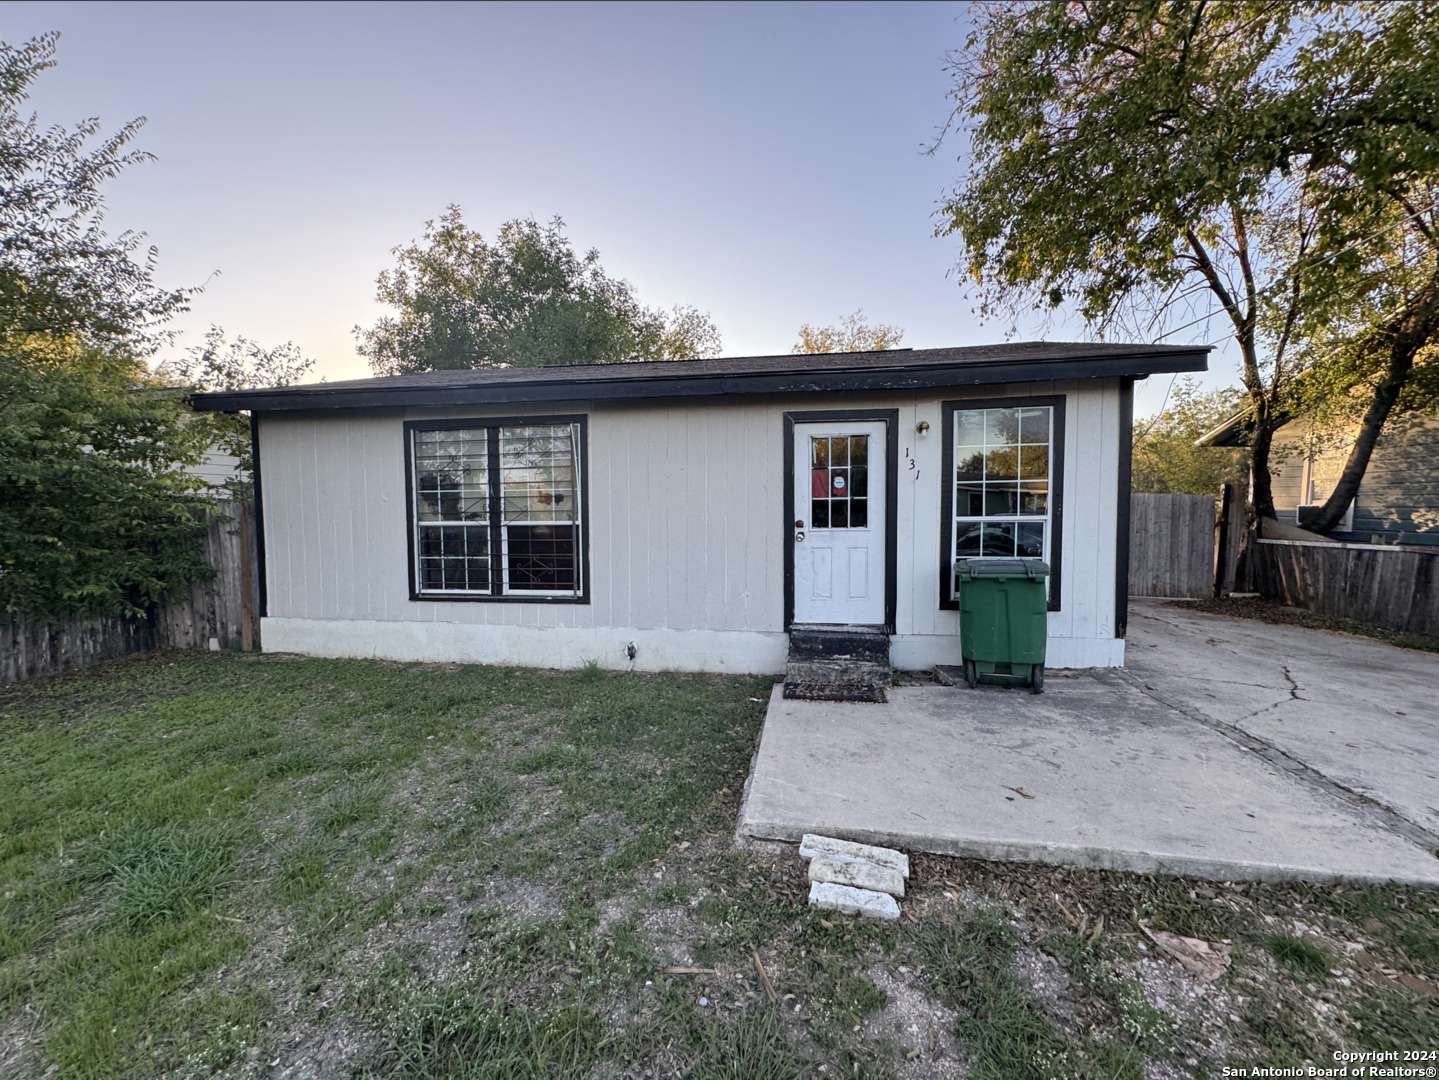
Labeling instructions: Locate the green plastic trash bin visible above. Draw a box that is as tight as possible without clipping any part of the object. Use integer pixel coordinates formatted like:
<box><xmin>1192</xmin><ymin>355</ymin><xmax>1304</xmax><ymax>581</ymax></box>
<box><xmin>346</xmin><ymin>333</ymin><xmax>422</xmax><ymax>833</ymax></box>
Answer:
<box><xmin>955</xmin><ymin>558</ymin><xmax>1050</xmax><ymax>693</ymax></box>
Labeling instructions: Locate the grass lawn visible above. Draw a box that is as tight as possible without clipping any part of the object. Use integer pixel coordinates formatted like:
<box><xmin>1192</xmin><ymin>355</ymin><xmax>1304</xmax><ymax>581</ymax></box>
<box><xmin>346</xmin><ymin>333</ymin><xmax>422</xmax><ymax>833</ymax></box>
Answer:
<box><xmin>1</xmin><ymin>651</ymin><xmax>1436</xmax><ymax>1080</ymax></box>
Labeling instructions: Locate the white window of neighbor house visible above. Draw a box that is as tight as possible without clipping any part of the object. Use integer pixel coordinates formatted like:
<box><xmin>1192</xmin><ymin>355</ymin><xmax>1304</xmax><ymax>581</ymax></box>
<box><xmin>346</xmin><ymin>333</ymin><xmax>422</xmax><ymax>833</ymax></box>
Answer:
<box><xmin>408</xmin><ymin>419</ymin><xmax>586</xmax><ymax>601</ymax></box>
<box><xmin>946</xmin><ymin>403</ymin><xmax>1057</xmax><ymax>602</ymax></box>
<box><xmin>1299</xmin><ymin>430</ymin><xmax>1355</xmax><ymax>531</ymax></box>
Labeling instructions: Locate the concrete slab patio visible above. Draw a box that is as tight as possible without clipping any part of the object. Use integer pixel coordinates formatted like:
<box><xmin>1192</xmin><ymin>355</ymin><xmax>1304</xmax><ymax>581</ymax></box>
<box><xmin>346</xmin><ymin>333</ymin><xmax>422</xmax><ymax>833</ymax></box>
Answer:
<box><xmin>738</xmin><ymin>600</ymin><xmax>1439</xmax><ymax>887</ymax></box>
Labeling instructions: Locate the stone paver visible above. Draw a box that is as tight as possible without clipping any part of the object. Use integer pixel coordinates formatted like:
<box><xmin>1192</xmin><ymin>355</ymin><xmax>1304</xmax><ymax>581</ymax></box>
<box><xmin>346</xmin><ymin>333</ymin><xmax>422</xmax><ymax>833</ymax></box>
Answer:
<box><xmin>808</xmin><ymin>881</ymin><xmax>902</xmax><ymax>920</ymax></box>
<box><xmin>799</xmin><ymin>833</ymin><xmax>911</xmax><ymax>877</ymax></box>
<box><xmin>808</xmin><ymin>854</ymin><xmax>906</xmax><ymax>897</ymax></box>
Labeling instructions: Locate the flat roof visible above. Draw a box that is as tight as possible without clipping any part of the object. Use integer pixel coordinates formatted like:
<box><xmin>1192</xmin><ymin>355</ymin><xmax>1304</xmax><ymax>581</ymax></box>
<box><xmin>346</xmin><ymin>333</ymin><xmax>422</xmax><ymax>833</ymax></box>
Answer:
<box><xmin>191</xmin><ymin>340</ymin><xmax>1209</xmax><ymax>413</ymax></box>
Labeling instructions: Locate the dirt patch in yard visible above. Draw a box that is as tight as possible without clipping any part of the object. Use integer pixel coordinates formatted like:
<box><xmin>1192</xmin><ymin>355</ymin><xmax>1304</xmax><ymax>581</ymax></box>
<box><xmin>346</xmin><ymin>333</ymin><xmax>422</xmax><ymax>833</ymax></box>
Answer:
<box><xmin>3</xmin><ymin>653</ymin><xmax>1436</xmax><ymax>1080</ymax></box>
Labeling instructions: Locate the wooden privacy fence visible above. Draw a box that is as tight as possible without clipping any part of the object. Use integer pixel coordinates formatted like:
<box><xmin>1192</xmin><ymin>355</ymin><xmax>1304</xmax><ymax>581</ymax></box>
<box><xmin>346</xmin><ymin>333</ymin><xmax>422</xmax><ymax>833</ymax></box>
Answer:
<box><xmin>1251</xmin><ymin>538</ymin><xmax>1439</xmax><ymax>637</ymax></box>
<box><xmin>1128</xmin><ymin>492</ymin><xmax>1217</xmax><ymax>598</ymax></box>
<box><xmin>1</xmin><ymin>500</ymin><xmax>260</xmax><ymax>685</ymax></box>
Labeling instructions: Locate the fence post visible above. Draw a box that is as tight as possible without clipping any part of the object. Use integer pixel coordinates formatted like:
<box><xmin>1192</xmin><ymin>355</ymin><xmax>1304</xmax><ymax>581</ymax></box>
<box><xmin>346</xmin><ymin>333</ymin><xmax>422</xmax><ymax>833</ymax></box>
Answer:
<box><xmin>239</xmin><ymin>502</ymin><xmax>255</xmax><ymax>651</ymax></box>
<box><xmin>1213</xmin><ymin>483</ymin><xmax>1231</xmax><ymax>598</ymax></box>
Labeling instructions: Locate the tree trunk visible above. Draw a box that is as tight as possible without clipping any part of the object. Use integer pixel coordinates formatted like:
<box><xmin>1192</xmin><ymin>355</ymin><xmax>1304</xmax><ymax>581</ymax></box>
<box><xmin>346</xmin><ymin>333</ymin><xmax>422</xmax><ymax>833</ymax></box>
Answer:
<box><xmin>1247</xmin><ymin>413</ymin><xmax>1279</xmax><ymax>521</ymax></box>
<box><xmin>1305</xmin><ymin>266</ymin><xmax>1439</xmax><ymax>534</ymax></box>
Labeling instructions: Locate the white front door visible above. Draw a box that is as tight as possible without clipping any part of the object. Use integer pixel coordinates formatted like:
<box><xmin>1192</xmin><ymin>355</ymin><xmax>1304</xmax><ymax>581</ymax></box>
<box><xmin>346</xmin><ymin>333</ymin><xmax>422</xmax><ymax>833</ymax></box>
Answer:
<box><xmin>792</xmin><ymin>420</ymin><xmax>886</xmax><ymax>625</ymax></box>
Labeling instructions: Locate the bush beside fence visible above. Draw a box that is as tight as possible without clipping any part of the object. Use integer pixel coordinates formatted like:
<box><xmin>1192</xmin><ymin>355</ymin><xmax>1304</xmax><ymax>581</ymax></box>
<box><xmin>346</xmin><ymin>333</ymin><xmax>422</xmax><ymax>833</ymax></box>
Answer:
<box><xmin>1</xmin><ymin>500</ymin><xmax>259</xmax><ymax>685</ymax></box>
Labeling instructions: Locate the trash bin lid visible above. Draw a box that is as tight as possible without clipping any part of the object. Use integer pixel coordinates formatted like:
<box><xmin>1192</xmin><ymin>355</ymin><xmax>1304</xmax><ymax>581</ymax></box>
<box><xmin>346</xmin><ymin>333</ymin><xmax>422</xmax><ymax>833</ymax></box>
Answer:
<box><xmin>955</xmin><ymin>558</ymin><xmax>1051</xmax><ymax>580</ymax></box>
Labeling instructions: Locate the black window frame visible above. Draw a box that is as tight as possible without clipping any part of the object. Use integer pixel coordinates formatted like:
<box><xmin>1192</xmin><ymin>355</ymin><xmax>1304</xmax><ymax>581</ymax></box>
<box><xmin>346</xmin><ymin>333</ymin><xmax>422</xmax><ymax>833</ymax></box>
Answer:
<box><xmin>403</xmin><ymin>414</ymin><xmax>591</xmax><ymax>604</ymax></box>
<box><xmin>938</xmin><ymin>395</ymin><xmax>1065</xmax><ymax>613</ymax></box>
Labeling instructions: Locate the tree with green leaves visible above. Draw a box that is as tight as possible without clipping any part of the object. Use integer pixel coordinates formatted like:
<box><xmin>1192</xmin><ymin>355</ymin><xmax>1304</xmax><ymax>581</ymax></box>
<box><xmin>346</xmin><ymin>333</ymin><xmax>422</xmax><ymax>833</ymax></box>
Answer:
<box><xmin>356</xmin><ymin>209</ymin><xmax>721</xmax><ymax>374</ymax></box>
<box><xmin>940</xmin><ymin>1</ymin><xmax>1439</xmax><ymax>526</ymax></box>
<box><xmin>792</xmin><ymin>310</ymin><xmax>904</xmax><ymax>354</ymax></box>
<box><xmin>1132</xmin><ymin>378</ymin><xmax>1247</xmax><ymax>495</ymax></box>
<box><xmin>0</xmin><ymin>32</ymin><xmax>212</xmax><ymax>619</ymax></box>
<box><xmin>1</xmin><ymin>344</ymin><xmax>214</xmax><ymax>618</ymax></box>
<box><xmin>160</xmin><ymin>325</ymin><xmax>316</xmax><ymax>496</ymax></box>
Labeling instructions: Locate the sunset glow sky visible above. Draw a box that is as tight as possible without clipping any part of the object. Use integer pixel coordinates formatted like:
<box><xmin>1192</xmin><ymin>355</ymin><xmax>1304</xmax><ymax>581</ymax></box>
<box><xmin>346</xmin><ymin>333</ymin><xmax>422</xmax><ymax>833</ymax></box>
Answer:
<box><xmin>8</xmin><ymin>1</ymin><xmax>1232</xmax><ymax>412</ymax></box>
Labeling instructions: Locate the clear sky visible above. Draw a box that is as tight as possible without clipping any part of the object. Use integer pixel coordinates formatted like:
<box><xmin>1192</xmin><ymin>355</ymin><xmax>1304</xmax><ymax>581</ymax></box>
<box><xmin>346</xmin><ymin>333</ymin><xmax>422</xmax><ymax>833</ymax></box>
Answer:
<box><xmin>6</xmin><ymin>1</ymin><xmax>1231</xmax><ymax>414</ymax></box>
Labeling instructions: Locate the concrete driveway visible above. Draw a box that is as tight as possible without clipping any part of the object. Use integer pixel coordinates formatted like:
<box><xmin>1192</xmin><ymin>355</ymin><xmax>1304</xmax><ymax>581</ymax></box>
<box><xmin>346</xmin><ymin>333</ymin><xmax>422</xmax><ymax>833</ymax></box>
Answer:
<box><xmin>738</xmin><ymin>600</ymin><xmax>1439</xmax><ymax>886</ymax></box>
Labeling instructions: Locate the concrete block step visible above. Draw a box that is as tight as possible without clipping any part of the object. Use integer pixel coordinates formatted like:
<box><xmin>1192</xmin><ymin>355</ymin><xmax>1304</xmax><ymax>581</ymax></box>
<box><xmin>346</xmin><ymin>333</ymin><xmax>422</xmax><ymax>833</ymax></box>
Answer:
<box><xmin>785</xmin><ymin>658</ymin><xmax>893</xmax><ymax>688</ymax></box>
<box><xmin>800</xmin><ymin>834</ymin><xmax>910</xmax><ymax>878</ymax></box>
<box><xmin>787</xmin><ymin>628</ymin><xmax>891</xmax><ymax>665</ymax></box>
<box><xmin>808</xmin><ymin>854</ymin><xmax>905</xmax><ymax>898</ymax></box>
<box><xmin>808</xmin><ymin>881</ymin><xmax>900</xmax><ymax>920</ymax></box>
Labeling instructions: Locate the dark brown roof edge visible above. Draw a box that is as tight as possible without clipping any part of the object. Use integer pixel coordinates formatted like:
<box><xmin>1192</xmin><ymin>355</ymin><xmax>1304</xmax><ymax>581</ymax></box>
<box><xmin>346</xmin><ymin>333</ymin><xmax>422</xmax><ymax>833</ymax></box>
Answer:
<box><xmin>193</xmin><ymin>342</ymin><xmax>1209</xmax><ymax>413</ymax></box>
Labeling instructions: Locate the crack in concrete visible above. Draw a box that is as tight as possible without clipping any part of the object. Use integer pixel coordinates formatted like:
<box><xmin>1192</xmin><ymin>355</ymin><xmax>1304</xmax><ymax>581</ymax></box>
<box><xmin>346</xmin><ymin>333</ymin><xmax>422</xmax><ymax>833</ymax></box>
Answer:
<box><xmin>1281</xmin><ymin>665</ymin><xmax>1302</xmax><ymax>700</ymax></box>
<box><xmin>1234</xmin><ymin>696</ymin><xmax>1296</xmax><ymax>723</ymax></box>
<box><xmin>1114</xmin><ymin>668</ymin><xmax>1439</xmax><ymax>858</ymax></box>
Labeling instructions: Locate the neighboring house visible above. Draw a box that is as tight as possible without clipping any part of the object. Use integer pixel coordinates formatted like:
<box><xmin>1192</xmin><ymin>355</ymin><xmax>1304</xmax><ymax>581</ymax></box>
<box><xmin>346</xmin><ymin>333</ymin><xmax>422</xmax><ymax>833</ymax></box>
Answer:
<box><xmin>192</xmin><ymin>342</ymin><xmax>1207</xmax><ymax>673</ymax></box>
<box><xmin>1199</xmin><ymin>412</ymin><xmax>1439</xmax><ymax>548</ymax></box>
<box><xmin>191</xmin><ymin>445</ymin><xmax>245</xmax><ymax>489</ymax></box>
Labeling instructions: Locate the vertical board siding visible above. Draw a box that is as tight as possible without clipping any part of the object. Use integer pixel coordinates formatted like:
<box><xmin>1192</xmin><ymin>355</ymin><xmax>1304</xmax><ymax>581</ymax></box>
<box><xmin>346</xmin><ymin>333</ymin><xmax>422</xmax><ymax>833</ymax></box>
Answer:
<box><xmin>1</xmin><ymin>501</ymin><xmax>261</xmax><ymax>684</ymax></box>
<box><xmin>260</xmin><ymin>384</ymin><xmax>1123</xmax><ymax>644</ymax></box>
<box><xmin>1127</xmin><ymin>493</ymin><xmax>1217</xmax><ymax>597</ymax></box>
<box><xmin>1252</xmin><ymin>540</ymin><xmax>1439</xmax><ymax>636</ymax></box>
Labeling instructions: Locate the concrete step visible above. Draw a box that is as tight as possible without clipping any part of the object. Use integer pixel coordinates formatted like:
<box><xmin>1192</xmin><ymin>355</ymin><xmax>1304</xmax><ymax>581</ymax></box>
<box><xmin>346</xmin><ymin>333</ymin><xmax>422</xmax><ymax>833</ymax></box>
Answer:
<box><xmin>787</xmin><ymin>626</ymin><xmax>891</xmax><ymax>666</ymax></box>
<box><xmin>784</xmin><ymin>626</ymin><xmax>893</xmax><ymax>703</ymax></box>
<box><xmin>785</xmin><ymin>657</ymin><xmax>893</xmax><ymax>688</ymax></box>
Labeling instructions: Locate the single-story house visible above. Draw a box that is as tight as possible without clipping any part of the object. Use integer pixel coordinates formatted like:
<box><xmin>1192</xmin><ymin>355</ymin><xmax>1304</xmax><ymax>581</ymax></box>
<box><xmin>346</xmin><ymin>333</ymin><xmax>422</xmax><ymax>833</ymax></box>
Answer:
<box><xmin>1199</xmin><ymin>411</ymin><xmax>1439</xmax><ymax>547</ymax></box>
<box><xmin>193</xmin><ymin>342</ymin><xmax>1207</xmax><ymax>674</ymax></box>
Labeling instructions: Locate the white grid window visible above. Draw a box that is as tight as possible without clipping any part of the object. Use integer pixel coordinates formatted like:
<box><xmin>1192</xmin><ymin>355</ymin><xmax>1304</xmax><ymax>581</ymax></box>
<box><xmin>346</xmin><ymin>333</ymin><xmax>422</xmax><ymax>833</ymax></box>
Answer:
<box><xmin>949</xmin><ymin>405</ymin><xmax>1052</xmax><ymax>597</ymax></box>
<box><xmin>414</xmin><ymin>429</ymin><xmax>492</xmax><ymax>593</ymax></box>
<box><xmin>500</xmin><ymin>425</ymin><xmax>579</xmax><ymax>594</ymax></box>
<box><xmin>411</xmin><ymin>422</ymin><xmax>583</xmax><ymax>598</ymax></box>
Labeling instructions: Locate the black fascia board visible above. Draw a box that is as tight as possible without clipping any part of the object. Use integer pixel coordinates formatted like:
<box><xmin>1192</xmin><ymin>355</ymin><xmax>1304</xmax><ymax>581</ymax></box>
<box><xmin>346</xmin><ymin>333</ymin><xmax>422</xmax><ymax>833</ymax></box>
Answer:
<box><xmin>192</xmin><ymin>348</ymin><xmax>1208</xmax><ymax>414</ymax></box>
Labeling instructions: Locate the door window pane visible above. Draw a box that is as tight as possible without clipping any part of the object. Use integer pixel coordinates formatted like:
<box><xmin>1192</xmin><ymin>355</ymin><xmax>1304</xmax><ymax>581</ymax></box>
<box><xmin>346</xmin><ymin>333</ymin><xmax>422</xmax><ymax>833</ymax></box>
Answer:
<box><xmin>809</xmin><ymin>434</ymin><xmax>871</xmax><ymax>529</ymax></box>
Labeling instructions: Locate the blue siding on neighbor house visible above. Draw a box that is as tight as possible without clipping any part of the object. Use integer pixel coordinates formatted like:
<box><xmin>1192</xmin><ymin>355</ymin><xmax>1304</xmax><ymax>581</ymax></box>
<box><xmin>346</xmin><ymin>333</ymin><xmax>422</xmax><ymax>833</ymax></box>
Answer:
<box><xmin>1270</xmin><ymin>416</ymin><xmax>1439</xmax><ymax>548</ymax></box>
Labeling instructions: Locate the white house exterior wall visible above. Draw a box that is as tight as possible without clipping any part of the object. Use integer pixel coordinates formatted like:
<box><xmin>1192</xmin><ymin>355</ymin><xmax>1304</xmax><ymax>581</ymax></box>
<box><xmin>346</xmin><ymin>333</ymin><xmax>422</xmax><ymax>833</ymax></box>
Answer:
<box><xmin>258</xmin><ymin>380</ymin><xmax>1126</xmax><ymax>671</ymax></box>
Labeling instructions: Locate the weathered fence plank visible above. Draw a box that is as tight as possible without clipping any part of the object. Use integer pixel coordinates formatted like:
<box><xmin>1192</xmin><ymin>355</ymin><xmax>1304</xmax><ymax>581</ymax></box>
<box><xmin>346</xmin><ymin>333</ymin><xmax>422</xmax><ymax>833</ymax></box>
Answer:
<box><xmin>1129</xmin><ymin>493</ymin><xmax>1217</xmax><ymax>598</ymax></box>
<box><xmin>1251</xmin><ymin>538</ymin><xmax>1439</xmax><ymax>637</ymax></box>
<box><xmin>1</xmin><ymin>500</ymin><xmax>261</xmax><ymax>685</ymax></box>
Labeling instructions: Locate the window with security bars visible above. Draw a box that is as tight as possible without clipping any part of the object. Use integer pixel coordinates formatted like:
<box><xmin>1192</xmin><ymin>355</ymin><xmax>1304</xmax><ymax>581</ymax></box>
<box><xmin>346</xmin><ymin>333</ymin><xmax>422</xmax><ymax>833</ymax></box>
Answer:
<box><xmin>410</xmin><ymin>420</ymin><xmax>584</xmax><ymax>599</ymax></box>
<box><xmin>949</xmin><ymin>405</ymin><xmax>1052</xmax><ymax>597</ymax></box>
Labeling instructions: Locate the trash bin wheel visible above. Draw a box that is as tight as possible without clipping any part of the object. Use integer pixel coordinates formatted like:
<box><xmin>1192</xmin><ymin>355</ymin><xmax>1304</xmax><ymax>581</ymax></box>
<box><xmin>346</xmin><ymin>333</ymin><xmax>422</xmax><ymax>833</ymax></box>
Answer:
<box><xmin>963</xmin><ymin>658</ymin><xmax>978</xmax><ymax>689</ymax></box>
<box><xmin>1030</xmin><ymin>664</ymin><xmax>1044</xmax><ymax>694</ymax></box>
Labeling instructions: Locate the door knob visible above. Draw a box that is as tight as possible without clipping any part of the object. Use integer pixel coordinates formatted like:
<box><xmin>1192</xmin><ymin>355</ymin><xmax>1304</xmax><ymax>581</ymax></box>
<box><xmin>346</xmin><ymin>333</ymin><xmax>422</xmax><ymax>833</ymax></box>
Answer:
<box><xmin>794</xmin><ymin>519</ymin><xmax>804</xmax><ymax>528</ymax></box>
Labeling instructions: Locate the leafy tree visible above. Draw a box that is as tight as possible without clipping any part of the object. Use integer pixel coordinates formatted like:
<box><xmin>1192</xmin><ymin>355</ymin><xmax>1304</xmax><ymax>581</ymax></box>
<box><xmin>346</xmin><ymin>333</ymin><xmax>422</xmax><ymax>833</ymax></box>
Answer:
<box><xmin>939</xmin><ymin>2</ymin><xmax>1439</xmax><ymax>527</ymax></box>
<box><xmin>160</xmin><ymin>325</ymin><xmax>316</xmax><ymax>494</ymax></box>
<box><xmin>1132</xmin><ymin>378</ymin><xmax>1247</xmax><ymax>495</ymax></box>
<box><xmin>1270</xmin><ymin>5</ymin><xmax>1439</xmax><ymax>531</ymax></box>
<box><xmin>792</xmin><ymin>310</ymin><xmax>904</xmax><ymax>354</ymax></box>
<box><xmin>1</xmin><ymin>343</ymin><xmax>213</xmax><ymax>618</ymax></box>
<box><xmin>356</xmin><ymin>208</ymin><xmax>721</xmax><ymax>374</ymax></box>
<box><xmin>0</xmin><ymin>33</ymin><xmax>189</xmax><ymax>350</ymax></box>
<box><xmin>0</xmin><ymin>32</ymin><xmax>210</xmax><ymax>620</ymax></box>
